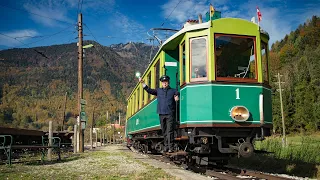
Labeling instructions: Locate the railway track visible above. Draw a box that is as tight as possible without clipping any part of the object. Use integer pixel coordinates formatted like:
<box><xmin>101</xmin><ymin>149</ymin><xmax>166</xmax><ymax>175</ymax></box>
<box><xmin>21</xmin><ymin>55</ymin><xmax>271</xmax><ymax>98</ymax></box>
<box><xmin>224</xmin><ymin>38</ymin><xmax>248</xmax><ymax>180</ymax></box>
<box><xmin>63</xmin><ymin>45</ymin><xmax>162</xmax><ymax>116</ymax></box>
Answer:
<box><xmin>129</xmin><ymin>146</ymin><xmax>291</xmax><ymax>180</ymax></box>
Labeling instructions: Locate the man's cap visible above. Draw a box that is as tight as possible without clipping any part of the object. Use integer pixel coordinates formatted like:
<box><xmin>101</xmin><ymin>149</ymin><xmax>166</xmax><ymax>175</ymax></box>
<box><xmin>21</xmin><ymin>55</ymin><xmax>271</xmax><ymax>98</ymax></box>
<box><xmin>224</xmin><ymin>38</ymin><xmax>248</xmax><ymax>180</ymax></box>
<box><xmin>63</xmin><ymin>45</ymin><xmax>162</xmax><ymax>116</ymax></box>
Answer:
<box><xmin>159</xmin><ymin>75</ymin><xmax>170</xmax><ymax>82</ymax></box>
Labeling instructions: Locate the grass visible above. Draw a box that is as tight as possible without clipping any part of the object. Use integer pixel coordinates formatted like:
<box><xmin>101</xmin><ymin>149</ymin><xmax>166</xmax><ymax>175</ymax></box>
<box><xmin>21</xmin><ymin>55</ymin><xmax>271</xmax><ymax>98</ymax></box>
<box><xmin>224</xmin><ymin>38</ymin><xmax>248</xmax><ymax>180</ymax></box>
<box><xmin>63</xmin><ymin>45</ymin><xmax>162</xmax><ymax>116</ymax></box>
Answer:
<box><xmin>255</xmin><ymin>134</ymin><xmax>320</xmax><ymax>163</ymax></box>
<box><xmin>0</xmin><ymin>146</ymin><xmax>177</xmax><ymax>180</ymax></box>
<box><xmin>230</xmin><ymin>134</ymin><xmax>320</xmax><ymax>179</ymax></box>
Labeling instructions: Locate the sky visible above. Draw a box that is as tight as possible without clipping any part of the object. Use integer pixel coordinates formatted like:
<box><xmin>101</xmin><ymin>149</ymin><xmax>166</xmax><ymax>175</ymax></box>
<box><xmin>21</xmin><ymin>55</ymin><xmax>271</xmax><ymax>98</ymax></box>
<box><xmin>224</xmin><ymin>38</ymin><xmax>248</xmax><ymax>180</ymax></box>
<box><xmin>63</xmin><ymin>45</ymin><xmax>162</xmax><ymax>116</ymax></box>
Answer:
<box><xmin>0</xmin><ymin>0</ymin><xmax>319</xmax><ymax>50</ymax></box>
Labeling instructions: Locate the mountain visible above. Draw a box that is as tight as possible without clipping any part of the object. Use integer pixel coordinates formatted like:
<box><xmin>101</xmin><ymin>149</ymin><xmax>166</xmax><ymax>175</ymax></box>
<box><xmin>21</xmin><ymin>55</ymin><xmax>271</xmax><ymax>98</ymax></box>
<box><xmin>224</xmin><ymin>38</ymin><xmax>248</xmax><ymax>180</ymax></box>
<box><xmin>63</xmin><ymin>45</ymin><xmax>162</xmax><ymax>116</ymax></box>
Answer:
<box><xmin>0</xmin><ymin>41</ymin><xmax>157</xmax><ymax>130</ymax></box>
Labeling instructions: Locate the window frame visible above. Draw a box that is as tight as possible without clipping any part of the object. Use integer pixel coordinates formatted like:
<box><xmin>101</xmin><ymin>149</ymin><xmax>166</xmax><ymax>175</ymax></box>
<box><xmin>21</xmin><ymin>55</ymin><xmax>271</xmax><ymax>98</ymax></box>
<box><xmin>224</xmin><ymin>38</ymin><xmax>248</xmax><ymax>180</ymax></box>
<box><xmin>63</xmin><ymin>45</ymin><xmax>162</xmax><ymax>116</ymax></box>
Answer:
<box><xmin>137</xmin><ymin>87</ymin><xmax>140</xmax><ymax>110</ymax></box>
<box><xmin>131</xmin><ymin>95</ymin><xmax>135</xmax><ymax>115</ymax></box>
<box><xmin>189</xmin><ymin>36</ymin><xmax>209</xmax><ymax>82</ymax></box>
<box><xmin>180</xmin><ymin>41</ymin><xmax>186</xmax><ymax>86</ymax></box>
<box><xmin>154</xmin><ymin>60</ymin><xmax>160</xmax><ymax>88</ymax></box>
<box><xmin>261</xmin><ymin>41</ymin><xmax>269</xmax><ymax>83</ymax></box>
<box><xmin>146</xmin><ymin>72</ymin><xmax>152</xmax><ymax>102</ymax></box>
<box><xmin>127</xmin><ymin>100</ymin><xmax>130</xmax><ymax>118</ymax></box>
<box><xmin>214</xmin><ymin>33</ymin><xmax>258</xmax><ymax>83</ymax></box>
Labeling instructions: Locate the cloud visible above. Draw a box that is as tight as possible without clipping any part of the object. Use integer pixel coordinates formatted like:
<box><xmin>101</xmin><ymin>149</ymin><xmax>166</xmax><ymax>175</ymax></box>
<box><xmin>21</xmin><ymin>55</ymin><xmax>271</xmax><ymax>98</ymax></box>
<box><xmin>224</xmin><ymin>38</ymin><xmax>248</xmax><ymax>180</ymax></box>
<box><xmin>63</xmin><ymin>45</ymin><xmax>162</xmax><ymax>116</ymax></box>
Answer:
<box><xmin>0</xmin><ymin>30</ymin><xmax>39</xmax><ymax>47</ymax></box>
<box><xmin>22</xmin><ymin>0</ymin><xmax>116</xmax><ymax>27</ymax></box>
<box><xmin>239</xmin><ymin>1</ymin><xmax>320</xmax><ymax>45</ymax></box>
<box><xmin>161</xmin><ymin>0</ymin><xmax>320</xmax><ymax>46</ymax></box>
<box><xmin>65</xmin><ymin>0</ymin><xmax>115</xmax><ymax>14</ymax></box>
<box><xmin>109</xmin><ymin>12</ymin><xmax>146</xmax><ymax>42</ymax></box>
<box><xmin>81</xmin><ymin>0</ymin><xmax>115</xmax><ymax>12</ymax></box>
<box><xmin>23</xmin><ymin>0</ymin><xmax>75</xmax><ymax>27</ymax></box>
<box><xmin>65</xmin><ymin>0</ymin><xmax>78</xmax><ymax>7</ymax></box>
<box><xmin>259</xmin><ymin>8</ymin><xmax>292</xmax><ymax>45</ymax></box>
<box><xmin>161</xmin><ymin>0</ymin><xmax>208</xmax><ymax>23</ymax></box>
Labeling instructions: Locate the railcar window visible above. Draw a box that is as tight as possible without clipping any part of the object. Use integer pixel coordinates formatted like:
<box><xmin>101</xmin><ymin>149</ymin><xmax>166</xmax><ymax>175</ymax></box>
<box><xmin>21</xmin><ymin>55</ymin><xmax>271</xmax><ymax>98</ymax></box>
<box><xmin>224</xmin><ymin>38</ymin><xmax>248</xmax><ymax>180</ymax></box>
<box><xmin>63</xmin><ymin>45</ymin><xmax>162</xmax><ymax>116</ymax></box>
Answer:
<box><xmin>141</xmin><ymin>79</ymin><xmax>145</xmax><ymax>106</ymax></box>
<box><xmin>136</xmin><ymin>88</ymin><xmax>140</xmax><ymax>111</ymax></box>
<box><xmin>131</xmin><ymin>95</ymin><xmax>135</xmax><ymax>114</ymax></box>
<box><xmin>147</xmin><ymin>72</ymin><xmax>152</xmax><ymax>101</ymax></box>
<box><xmin>215</xmin><ymin>35</ymin><xmax>256</xmax><ymax>80</ymax></box>
<box><xmin>190</xmin><ymin>37</ymin><xmax>207</xmax><ymax>81</ymax></box>
<box><xmin>127</xmin><ymin>100</ymin><xmax>130</xmax><ymax>117</ymax></box>
<box><xmin>155</xmin><ymin>61</ymin><xmax>160</xmax><ymax>88</ymax></box>
<box><xmin>261</xmin><ymin>42</ymin><xmax>269</xmax><ymax>82</ymax></box>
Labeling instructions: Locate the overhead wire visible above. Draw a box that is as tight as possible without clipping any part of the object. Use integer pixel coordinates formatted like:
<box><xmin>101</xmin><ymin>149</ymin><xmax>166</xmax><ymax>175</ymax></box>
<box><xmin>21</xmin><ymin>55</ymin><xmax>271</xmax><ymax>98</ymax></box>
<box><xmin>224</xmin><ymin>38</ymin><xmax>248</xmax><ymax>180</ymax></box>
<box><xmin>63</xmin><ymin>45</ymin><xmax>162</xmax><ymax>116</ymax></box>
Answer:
<box><xmin>83</xmin><ymin>24</ymin><xmax>106</xmax><ymax>57</ymax></box>
<box><xmin>77</xmin><ymin>0</ymin><xmax>81</xmax><ymax>14</ymax></box>
<box><xmin>83</xmin><ymin>24</ymin><xmax>128</xmax><ymax>111</ymax></box>
<box><xmin>79</xmin><ymin>0</ymin><xmax>84</xmax><ymax>13</ymax></box>
<box><xmin>8</xmin><ymin>24</ymin><xmax>75</xmax><ymax>49</ymax></box>
<box><xmin>0</xmin><ymin>4</ymin><xmax>74</xmax><ymax>25</ymax></box>
<box><xmin>160</xmin><ymin>0</ymin><xmax>182</xmax><ymax>27</ymax></box>
<box><xmin>0</xmin><ymin>32</ymin><xmax>49</xmax><ymax>59</ymax></box>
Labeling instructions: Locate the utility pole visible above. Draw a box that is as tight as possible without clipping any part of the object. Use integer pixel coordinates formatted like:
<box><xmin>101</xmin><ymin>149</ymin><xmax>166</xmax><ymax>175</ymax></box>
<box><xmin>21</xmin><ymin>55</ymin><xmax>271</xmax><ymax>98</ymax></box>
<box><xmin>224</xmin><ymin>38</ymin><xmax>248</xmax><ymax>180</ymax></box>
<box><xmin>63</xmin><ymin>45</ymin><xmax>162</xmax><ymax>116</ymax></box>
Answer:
<box><xmin>277</xmin><ymin>72</ymin><xmax>286</xmax><ymax>146</ymax></box>
<box><xmin>90</xmin><ymin>106</ymin><xmax>95</xmax><ymax>149</ymax></box>
<box><xmin>78</xmin><ymin>13</ymin><xmax>84</xmax><ymax>153</ymax></box>
<box><xmin>48</xmin><ymin>121</ymin><xmax>53</xmax><ymax>161</ymax></box>
<box><xmin>62</xmin><ymin>92</ymin><xmax>67</xmax><ymax>131</ymax></box>
<box><xmin>119</xmin><ymin>112</ymin><xmax>121</xmax><ymax>126</ymax></box>
<box><xmin>113</xmin><ymin>118</ymin><xmax>115</xmax><ymax>144</ymax></box>
<box><xmin>105</xmin><ymin>111</ymin><xmax>108</xmax><ymax>144</ymax></box>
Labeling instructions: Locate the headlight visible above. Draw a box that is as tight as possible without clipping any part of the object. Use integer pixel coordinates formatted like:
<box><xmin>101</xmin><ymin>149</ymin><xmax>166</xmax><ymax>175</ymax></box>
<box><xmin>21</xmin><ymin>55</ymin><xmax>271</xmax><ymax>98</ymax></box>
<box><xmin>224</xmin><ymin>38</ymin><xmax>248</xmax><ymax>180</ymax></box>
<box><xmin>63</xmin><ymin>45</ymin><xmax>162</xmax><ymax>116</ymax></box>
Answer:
<box><xmin>230</xmin><ymin>106</ymin><xmax>250</xmax><ymax>122</ymax></box>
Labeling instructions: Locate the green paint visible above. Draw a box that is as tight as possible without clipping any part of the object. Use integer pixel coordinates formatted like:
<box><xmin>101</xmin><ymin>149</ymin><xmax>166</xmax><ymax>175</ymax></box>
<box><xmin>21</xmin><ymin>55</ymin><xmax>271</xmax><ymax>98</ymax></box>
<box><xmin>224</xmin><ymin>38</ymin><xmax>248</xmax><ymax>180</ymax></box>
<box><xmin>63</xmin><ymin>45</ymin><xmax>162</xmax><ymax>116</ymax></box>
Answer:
<box><xmin>164</xmin><ymin>49</ymin><xmax>179</xmax><ymax>89</ymax></box>
<box><xmin>180</xmin><ymin>83</ymin><xmax>272</xmax><ymax>125</ymax></box>
<box><xmin>212</xmin><ymin>18</ymin><xmax>258</xmax><ymax>36</ymax></box>
<box><xmin>127</xmin><ymin>100</ymin><xmax>160</xmax><ymax>134</ymax></box>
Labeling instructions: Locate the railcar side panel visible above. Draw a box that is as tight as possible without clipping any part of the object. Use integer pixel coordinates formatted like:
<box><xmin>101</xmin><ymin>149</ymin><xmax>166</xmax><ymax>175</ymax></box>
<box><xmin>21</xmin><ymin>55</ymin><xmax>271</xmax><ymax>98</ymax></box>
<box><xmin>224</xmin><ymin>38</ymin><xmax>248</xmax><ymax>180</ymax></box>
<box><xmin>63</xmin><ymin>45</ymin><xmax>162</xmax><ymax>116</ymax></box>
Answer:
<box><xmin>180</xmin><ymin>84</ymin><xmax>272</xmax><ymax>125</ymax></box>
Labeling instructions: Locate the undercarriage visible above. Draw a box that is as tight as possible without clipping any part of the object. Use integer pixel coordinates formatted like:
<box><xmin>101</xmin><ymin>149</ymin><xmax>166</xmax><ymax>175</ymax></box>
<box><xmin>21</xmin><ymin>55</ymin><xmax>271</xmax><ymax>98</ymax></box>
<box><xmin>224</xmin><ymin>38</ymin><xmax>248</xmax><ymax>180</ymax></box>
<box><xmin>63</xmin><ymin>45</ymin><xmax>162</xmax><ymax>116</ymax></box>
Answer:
<box><xmin>129</xmin><ymin>126</ymin><xmax>271</xmax><ymax>166</ymax></box>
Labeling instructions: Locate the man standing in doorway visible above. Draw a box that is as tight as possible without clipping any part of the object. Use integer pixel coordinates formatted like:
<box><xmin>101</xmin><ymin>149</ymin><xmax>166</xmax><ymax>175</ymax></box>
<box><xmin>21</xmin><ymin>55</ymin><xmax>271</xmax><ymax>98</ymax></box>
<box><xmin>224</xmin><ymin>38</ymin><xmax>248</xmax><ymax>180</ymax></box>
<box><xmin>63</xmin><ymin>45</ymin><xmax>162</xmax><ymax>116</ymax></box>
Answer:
<box><xmin>139</xmin><ymin>75</ymin><xmax>179</xmax><ymax>153</ymax></box>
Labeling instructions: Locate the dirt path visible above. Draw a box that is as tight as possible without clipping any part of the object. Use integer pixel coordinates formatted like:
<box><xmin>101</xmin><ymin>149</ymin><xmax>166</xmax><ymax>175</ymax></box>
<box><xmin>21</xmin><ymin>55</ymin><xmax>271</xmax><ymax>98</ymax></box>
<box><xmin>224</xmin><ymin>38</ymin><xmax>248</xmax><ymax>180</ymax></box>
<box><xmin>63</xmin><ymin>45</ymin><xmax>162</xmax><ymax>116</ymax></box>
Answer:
<box><xmin>0</xmin><ymin>145</ymin><xmax>210</xmax><ymax>180</ymax></box>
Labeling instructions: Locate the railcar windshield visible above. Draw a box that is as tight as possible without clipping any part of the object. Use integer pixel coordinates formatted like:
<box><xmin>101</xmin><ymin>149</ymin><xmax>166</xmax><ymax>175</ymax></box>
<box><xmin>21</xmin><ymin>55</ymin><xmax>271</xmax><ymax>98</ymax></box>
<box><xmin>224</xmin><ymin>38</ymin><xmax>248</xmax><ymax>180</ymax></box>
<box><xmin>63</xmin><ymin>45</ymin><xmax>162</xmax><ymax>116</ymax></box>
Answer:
<box><xmin>215</xmin><ymin>34</ymin><xmax>256</xmax><ymax>81</ymax></box>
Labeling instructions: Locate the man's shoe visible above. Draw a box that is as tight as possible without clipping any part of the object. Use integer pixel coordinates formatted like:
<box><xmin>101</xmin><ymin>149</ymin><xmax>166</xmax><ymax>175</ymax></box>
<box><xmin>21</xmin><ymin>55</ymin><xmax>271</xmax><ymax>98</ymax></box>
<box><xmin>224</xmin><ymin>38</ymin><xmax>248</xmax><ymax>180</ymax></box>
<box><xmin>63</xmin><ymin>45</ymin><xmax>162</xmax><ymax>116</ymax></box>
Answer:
<box><xmin>168</xmin><ymin>149</ymin><xmax>173</xmax><ymax>153</ymax></box>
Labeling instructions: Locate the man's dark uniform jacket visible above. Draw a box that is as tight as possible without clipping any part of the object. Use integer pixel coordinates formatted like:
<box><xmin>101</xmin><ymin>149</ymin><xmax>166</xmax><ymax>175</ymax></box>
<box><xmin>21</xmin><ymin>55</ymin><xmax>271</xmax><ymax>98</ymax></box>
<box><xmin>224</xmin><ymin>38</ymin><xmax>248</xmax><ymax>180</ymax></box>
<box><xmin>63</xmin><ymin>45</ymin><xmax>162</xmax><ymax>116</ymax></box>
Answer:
<box><xmin>143</xmin><ymin>85</ymin><xmax>179</xmax><ymax>115</ymax></box>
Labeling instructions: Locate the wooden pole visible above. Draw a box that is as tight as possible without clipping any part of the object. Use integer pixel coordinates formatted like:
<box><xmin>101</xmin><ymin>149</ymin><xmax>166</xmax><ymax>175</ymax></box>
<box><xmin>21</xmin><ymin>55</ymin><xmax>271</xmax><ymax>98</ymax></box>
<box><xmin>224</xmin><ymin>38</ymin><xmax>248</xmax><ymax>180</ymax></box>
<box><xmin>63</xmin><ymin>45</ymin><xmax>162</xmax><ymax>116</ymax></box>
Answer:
<box><xmin>48</xmin><ymin>121</ymin><xmax>53</xmax><ymax>161</ymax></box>
<box><xmin>278</xmin><ymin>73</ymin><xmax>286</xmax><ymax>146</ymax></box>
<box><xmin>100</xmin><ymin>129</ymin><xmax>102</xmax><ymax>146</ymax></box>
<box><xmin>90</xmin><ymin>128</ymin><xmax>93</xmax><ymax>149</ymax></box>
<box><xmin>113</xmin><ymin>120</ymin><xmax>115</xmax><ymax>144</ymax></box>
<box><xmin>78</xmin><ymin>13</ymin><xmax>84</xmax><ymax>153</ymax></box>
<box><xmin>102</xmin><ymin>129</ymin><xmax>104</xmax><ymax>145</ymax></box>
<box><xmin>107</xmin><ymin>131</ymin><xmax>109</xmax><ymax>144</ymax></box>
<box><xmin>95</xmin><ymin>129</ymin><xmax>98</xmax><ymax>147</ymax></box>
<box><xmin>91</xmin><ymin>107</ymin><xmax>94</xmax><ymax>149</ymax></box>
<box><xmin>62</xmin><ymin>92</ymin><xmax>67</xmax><ymax>131</ymax></box>
<box><xmin>74</xmin><ymin>124</ymin><xmax>77</xmax><ymax>153</ymax></box>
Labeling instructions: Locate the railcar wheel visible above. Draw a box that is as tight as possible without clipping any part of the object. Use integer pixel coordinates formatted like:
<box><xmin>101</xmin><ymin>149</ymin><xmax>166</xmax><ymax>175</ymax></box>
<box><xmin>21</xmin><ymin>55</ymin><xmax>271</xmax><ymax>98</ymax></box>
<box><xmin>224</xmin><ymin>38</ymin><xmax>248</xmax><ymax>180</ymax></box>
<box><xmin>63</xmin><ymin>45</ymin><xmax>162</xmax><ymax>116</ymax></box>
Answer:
<box><xmin>239</xmin><ymin>142</ymin><xmax>254</xmax><ymax>158</ymax></box>
<box><xmin>143</xmin><ymin>144</ymin><xmax>148</xmax><ymax>154</ymax></box>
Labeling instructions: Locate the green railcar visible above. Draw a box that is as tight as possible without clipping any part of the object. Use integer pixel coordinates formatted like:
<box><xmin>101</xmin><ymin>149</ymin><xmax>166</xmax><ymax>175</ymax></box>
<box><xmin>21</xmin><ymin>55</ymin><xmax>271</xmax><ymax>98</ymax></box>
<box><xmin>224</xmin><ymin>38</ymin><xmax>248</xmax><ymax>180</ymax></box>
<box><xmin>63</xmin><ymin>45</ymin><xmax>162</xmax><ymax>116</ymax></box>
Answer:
<box><xmin>125</xmin><ymin>12</ymin><xmax>272</xmax><ymax>165</ymax></box>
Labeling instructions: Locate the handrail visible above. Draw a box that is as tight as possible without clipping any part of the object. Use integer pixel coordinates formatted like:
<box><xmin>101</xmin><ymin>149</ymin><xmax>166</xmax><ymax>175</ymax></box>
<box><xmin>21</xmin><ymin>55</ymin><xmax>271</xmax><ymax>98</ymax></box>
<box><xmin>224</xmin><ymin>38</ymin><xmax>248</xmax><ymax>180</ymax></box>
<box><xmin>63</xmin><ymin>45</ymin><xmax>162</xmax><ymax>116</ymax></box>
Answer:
<box><xmin>0</xmin><ymin>135</ymin><xmax>13</xmax><ymax>148</ymax></box>
<box><xmin>42</xmin><ymin>136</ymin><xmax>61</xmax><ymax>147</ymax></box>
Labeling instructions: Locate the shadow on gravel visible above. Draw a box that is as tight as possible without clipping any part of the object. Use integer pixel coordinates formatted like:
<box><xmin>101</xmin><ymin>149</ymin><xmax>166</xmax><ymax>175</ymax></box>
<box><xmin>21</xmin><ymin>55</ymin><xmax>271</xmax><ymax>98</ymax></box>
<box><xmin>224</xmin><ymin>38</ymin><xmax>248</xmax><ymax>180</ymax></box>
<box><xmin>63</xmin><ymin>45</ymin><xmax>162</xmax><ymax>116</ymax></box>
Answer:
<box><xmin>229</xmin><ymin>153</ymin><xmax>319</xmax><ymax>179</ymax></box>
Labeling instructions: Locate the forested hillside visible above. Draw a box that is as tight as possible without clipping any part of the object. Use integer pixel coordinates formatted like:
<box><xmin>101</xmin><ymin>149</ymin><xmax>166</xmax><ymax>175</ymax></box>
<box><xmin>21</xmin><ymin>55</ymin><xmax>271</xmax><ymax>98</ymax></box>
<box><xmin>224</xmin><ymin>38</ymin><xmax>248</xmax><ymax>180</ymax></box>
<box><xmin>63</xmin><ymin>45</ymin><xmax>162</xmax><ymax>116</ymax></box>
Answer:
<box><xmin>270</xmin><ymin>16</ymin><xmax>320</xmax><ymax>133</ymax></box>
<box><xmin>0</xmin><ymin>41</ymin><xmax>157</xmax><ymax>131</ymax></box>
